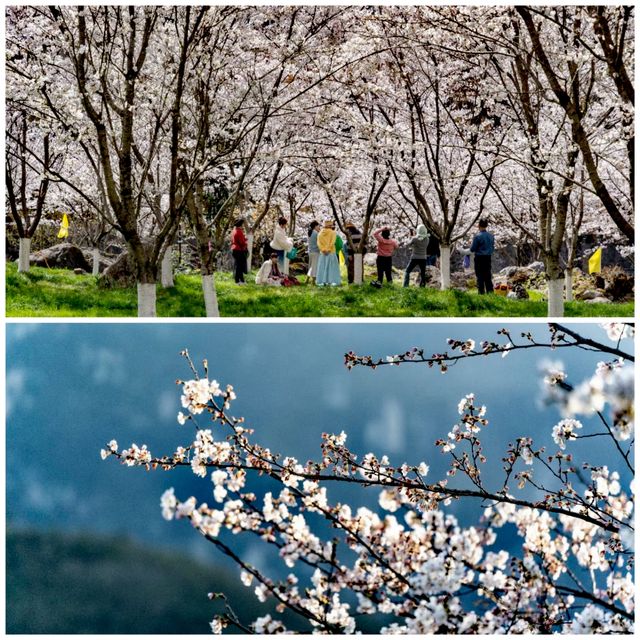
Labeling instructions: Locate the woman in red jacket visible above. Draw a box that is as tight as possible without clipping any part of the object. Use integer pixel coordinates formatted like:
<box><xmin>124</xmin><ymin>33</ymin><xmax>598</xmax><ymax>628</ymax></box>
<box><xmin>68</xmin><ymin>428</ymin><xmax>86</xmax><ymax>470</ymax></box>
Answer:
<box><xmin>231</xmin><ymin>218</ymin><xmax>248</xmax><ymax>284</ymax></box>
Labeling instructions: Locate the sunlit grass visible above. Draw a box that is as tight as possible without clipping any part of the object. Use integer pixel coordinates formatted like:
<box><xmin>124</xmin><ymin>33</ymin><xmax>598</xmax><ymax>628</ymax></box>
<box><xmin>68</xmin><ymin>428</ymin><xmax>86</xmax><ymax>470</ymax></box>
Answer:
<box><xmin>6</xmin><ymin>263</ymin><xmax>634</xmax><ymax>318</ymax></box>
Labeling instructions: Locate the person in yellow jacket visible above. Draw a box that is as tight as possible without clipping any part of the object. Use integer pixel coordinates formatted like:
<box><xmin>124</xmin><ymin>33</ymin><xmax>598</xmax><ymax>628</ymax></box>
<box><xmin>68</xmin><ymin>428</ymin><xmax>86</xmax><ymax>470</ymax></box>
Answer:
<box><xmin>316</xmin><ymin>220</ymin><xmax>341</xmax><ymax>286</ymax></box>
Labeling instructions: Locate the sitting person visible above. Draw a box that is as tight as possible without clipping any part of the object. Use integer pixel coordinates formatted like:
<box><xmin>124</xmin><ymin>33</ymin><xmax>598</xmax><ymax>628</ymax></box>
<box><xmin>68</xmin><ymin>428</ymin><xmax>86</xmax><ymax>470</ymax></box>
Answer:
<box><xmin>256</xmin><ymin>253</ymin><xmax>299</xmax><ymax>286</ymax></box>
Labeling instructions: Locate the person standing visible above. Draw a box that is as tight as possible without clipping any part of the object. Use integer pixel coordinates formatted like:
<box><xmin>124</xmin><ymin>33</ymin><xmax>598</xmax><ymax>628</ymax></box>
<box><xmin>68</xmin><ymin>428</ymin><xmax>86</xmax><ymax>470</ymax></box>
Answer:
<box><xmin>403</xmin><ymin>224</ymin><xmax>429</xmax><ymax>287</ymax></box>
<box><xmin>470</xmin><ymin>218</ymin><xmax>495</xmax><ymax>294</ymax></box>
<box><xmin>345</xmin><ymin>221</ymin><xmax>362</xmax><ymax>284</ymax></box>
<box><xmin>426</xmin><ymin>232</ymin><xmax>440</xmax><ymax>267</ymax></box>
<box><xmin>231</xmin><ymin>218</ymin><xmax>248</xmax><ymax>284</ymax></box>
<box><xmin>307</xmin><ymin>220</ymin><xmax>320</xmax><ymax>284</ymax></box>
<box><xmin>316</xmin><ymin>220</ymin><xmax>341</xmax><ymax>286</ymax></box>
<box><xmin>270</xmin><ymin>216</ymin><xmax>293</xmax><ymax>271</ymax></box>
<box><xmin>373</xmin><ymin>227</ymin><xmax>398</xmax><ymax>284</ymax></box>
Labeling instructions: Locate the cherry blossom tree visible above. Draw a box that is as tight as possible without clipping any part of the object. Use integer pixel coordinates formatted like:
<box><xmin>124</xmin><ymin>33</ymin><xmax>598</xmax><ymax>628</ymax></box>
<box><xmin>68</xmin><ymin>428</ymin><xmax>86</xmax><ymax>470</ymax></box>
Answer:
<box><xmin>8</xmin><ymin>5</ymin><xmax>633</xmax><ymax>305</ymax></box>
<box><xmin>516</xmin><ymin>7</ymin><xmax>633</xmax><ymax>242</ymax></box>
<box><xmin>103</xmin><ymin>323</ymin><xmax>633</xmax><ymax>633</ymax></box>
<box><xmin>5</xmin><ymin>107</ymin><xmax>54</xmax><ymax>272</ymax></box>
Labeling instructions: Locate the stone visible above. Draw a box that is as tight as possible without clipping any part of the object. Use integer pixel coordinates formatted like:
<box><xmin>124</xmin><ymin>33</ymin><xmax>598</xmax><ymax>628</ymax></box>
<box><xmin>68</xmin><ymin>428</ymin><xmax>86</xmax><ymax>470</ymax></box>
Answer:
<box><xmin>30</xmin><ymin>243</ymin><xmax>91</xmax><ymax>271</ymax></box>
<box><xmin>584</xmin><ymin>296</ymin><xmax>612</xmax><ymax>304</ymax></box>
<box><xmin>363</xmin><ymin>252</ymin><xmax>378</xmax><ymax>267</ymax></box>
<box><xmin>576</xmin><ymin>289</ymin><xmax>602</xmax><ymax>301</ymax></box>
<box><xmin>80</xmin><ymin>249</ymin><xmax>112</xmax><ymax>274</ymax></box>
<box><xmin>98</xmin><ymin>251</ymin><xmax>138</xmax><ymax>289</ymax></box>
<box><xmin>527</xmin><ymin>261</ymin><xmax>545</xmax><ymax>273</ymax></box>
<box><xmin>73</xmin><ymin>268</ymin><xmax>87</xmax><ymax>275</ymax></box>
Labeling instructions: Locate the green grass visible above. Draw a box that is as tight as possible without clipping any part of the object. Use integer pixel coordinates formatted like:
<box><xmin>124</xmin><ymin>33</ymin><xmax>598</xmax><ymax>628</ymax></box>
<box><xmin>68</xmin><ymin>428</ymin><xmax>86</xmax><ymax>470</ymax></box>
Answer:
<box><xmin>6</xmin><ymin>262</ymin><xmax>634</xmax><ymax>317</ymax></box>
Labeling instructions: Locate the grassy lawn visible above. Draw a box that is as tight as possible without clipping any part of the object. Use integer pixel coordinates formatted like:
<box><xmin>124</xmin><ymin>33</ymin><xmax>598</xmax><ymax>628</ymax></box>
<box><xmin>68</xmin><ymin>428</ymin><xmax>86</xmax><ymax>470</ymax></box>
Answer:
<box><xmin>6</xmin><ymin>263</ymin><xmax>634</xmax><ymax>317</ymax></box>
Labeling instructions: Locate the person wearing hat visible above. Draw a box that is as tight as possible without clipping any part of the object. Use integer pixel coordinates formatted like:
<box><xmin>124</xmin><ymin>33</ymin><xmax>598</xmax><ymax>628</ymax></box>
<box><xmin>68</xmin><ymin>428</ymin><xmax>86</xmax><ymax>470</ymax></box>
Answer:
<box><xmin>316</xmin><ymin>220</ymin><xmax>341</xmax><ymax>286</ymax></box>
<box><xmin>373</xmin><ymin>227</ymin><xmax>398</xmax><ymax>284</ymax></box>
<box><xmin>403</xmin><ymin>224</ymin><xmax>429</xmax><ymax>287</ymax></box>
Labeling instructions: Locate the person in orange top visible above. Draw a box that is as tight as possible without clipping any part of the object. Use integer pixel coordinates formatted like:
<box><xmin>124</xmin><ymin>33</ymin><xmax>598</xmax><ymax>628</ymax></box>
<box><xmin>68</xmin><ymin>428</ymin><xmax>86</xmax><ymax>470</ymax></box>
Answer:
<box><xmin>231</xmin><ymin>218</ymin><xmax>248</xmax><ymax>284</ymax></box>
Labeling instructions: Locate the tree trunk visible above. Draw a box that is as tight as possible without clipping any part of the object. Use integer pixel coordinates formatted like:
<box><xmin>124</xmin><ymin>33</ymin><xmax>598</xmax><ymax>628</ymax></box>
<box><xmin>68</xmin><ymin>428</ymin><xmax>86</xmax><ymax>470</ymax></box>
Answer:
<box><xmin>92</xmin><ymin>247</ymin><xmax>100</xmax><ymax>276</ymax></box>
<box><xmin>564</xmin><ymin>269</ymin><xmax>573</xmax><ymax>302</ymax></box>
<box><xmin>201</xmin><ymin>273</ymin><xmax>220</xmax><ymax>317</ymax></box>
<box><xmin>548</xmin><ymin>279</ymin><xmax>565</xmax><ymax>317</ymax></box>
<box><xmin>161</xmin><ymin>247</ymin><xmax>175</xmax><ymax>288</ymax></box>
<box><xmin>18</xmin><ymin>238</ymin><xmax>31</xmax><ymax>273</ymax></box>
<box><xmin>247</xmin><ymin>232</ymin><xmax>254</xmax><ymax>271</ymax></box>
<box><xmin>354</xmin><ymin>253</ymin><xmax>363</xmax><ymax>284</ymax></box>
<box><xmin>440</xmin><ymin>245</ymin><xmax>451</xmax><ymax>290</ymax></box>
<box><xmin>137</xmin><ymin>282</ymin><xmax>157</xmax><ymax>317</ymax></box>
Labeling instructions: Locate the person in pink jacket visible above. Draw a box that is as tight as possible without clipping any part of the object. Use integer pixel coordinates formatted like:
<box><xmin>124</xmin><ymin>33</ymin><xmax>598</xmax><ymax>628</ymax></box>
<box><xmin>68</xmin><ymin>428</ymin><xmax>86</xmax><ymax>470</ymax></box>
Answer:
<box><xmin>373</xmin><ymin>227</ymin><xmax>398</xmax><ymax>284</ymax></box>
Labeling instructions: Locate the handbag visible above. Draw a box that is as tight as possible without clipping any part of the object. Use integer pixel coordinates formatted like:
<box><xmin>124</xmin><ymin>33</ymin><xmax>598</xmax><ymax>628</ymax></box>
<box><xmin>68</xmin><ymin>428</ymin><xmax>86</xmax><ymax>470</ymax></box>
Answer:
<box><xmin>286</xmin><ymin>247</ymin><xmax>298</xmax><ymax>260</ymax></box>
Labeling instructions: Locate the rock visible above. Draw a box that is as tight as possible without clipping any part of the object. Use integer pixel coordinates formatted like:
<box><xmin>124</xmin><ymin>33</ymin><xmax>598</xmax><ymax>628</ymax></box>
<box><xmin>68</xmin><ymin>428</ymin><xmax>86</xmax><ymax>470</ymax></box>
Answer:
<box><xmin>105</xmin><ymin>244</ymin><xmax>125</xmax><ymax>256</ymax></box>
<box><xmin>73</xmin><ymin>268</ymin><xmax>87</xmax><ymax>275</ymax></box>
<box><xmin>98</xmin><ymin>251</ymin><xmax>138</xmax><ymax>289</ymax></box>
<box><xmin>576</xmin><ymin>289</ymin><xmax>602</xmax><ymax>301</ymax></box>
<box><xmin>80</xmin><ymin>249</ymin><xmax>112</xmax><ymax>274</ymax></box>
<box><xmin>527</xmin><ymin>261</ymin><xmax>545</xmax><ymax>273</ymax></box>
<box><xmin>424</xmin><ymin>265</ymin><xmax>441</xmax><ymax>284</ymax></box>
<box><xmin>450</xmin><ymin>271</ymin><xmax>473</xmax><ymax>288</ymax></box>
<box><xmin>30</xmin><ymin>243</ymin><xmax>91</xmax><ymax>271</ymax></box>
<box><xmin>585</xmin><ymin>296</ymin><xmax>612</xmax><ymax>304</ymax></box>
<box><xmin>601</xmin><ymin>267</ymin><xmax>634</xmax><ymax>302</ymax></box>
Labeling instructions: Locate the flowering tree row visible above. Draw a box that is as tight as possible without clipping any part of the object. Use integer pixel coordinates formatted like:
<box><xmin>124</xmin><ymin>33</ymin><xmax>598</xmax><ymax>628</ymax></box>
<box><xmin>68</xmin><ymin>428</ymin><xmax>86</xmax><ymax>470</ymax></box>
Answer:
<box><xmin>103</xmin><ymin>323</ymin><xmax>634</xmax><ymax>633</ymax></box>
<box><xmin>7</xmin><ymin>7</ymin><xmax>634</xmax><ymax>315</ymax></box>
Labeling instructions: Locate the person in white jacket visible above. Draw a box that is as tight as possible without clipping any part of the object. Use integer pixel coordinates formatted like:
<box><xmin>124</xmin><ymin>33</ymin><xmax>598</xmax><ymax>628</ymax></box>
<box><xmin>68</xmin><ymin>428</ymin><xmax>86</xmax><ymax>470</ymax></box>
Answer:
<box><xmin>256</xmin><ymin>253</ymin><xmax>285</xmax><ymax>286</ymax></box>
<box><xmin>270</xmin><ymin>216</ymin><xmax>293</xmax><ymax>271</ymax></box>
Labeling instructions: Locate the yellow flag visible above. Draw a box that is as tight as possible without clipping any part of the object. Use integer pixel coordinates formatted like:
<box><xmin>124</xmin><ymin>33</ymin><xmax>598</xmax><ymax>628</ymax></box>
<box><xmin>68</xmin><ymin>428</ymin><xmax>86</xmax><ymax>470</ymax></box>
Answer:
<box><xmin>588</xmin><ymin>247</ymin><xmax>602</xmax><ymax>274</ymax></box>
<box><xmin>57</xmin><ymin>213</ymin><xmax>69</xmax><ymax>239</ymax></box>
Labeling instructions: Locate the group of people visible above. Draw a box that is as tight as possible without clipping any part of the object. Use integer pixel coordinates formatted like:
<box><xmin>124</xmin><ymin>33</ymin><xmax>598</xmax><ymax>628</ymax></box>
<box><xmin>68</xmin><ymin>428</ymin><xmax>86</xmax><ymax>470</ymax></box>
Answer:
<box><xmin>231</xmin><ymin>215</ymin><xmax>495</xmax><ymax>294</ymax></box>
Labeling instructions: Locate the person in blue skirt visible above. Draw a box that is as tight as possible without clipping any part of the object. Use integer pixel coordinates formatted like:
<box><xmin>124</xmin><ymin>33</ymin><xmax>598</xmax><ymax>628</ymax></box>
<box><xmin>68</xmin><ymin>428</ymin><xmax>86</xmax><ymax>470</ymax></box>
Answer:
<box><xmin>316</xmin><ymin>220</ymin><xmax>341</xmax><ymax>286</ymax></box>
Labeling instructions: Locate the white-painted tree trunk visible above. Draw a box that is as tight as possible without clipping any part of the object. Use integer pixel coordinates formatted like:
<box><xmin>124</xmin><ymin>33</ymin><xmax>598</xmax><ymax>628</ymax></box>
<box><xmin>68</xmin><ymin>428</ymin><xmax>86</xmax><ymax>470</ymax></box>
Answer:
<box><xmin>440</xmin><ymin>245</ymin><xmax>451</xmax><ymax>290</ymax></box>
<box><xmin>137</xmin><ymin>282</ymin><xmax>157</xmax><ymax>317</ymax></box>
<box><xmin>353</xmin><ymin>253</ymin><xmax>363</xmax><ymax>284</ymax></box>
<box><xmin>564</xmin><ymin>269</ymin><xmax>573</xmax><ymax>302</ymax></box>
<box><xmin>548</xmin><ymin>278</ymin><xmax>565</xmax><ymax>317</ymax></box>
<box><xmin>202</xmin><ymin>273</ymin><xmax>220</xmax><ymax>317</ymax></box>
<box><xmin>283</xmin><ymin>255</ymin><xmax>290</xmax><ymax>275</ymax></box>
<box><xmin>247</xmin><ymin>233</ymin><xmax>254</xmax><ymax>271</ymax></box>
<box><xmin>18</xmin><ymin>238</ymin><xmax>31</xmax><ymax>273</ymax></box>
<box><xmin>161</xmin><ymin>248</ymin><xmax>174</xmax><ymax>288</ymax></box>
<box><xmin>92</xmin><ymin>247</ymin><xmax>100</xmax><ymax>276</ymax></box>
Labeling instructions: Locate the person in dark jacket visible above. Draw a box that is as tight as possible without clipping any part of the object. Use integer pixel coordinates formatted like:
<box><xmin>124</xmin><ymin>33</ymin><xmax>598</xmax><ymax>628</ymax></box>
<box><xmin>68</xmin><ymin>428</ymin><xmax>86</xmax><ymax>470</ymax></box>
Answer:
<box><xmin>470</xmin><ymin>219</ymin><xmax>495</xmax><ymax>294</ymax></box>
<box><xmin>426</xmin><ymin>233</ymin><xmax>440</xmax><ymax>267</ymax></box>
<box><xmin>231</xmin><ymin>218</ymin><xmax>248</xmax><ymax>284</ymax></box>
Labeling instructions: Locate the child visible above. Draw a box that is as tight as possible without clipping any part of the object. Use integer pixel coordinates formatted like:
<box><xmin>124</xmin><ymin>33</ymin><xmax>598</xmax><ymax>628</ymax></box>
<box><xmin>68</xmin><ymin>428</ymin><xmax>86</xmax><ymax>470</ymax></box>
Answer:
<box><xmin>373</xmin><ymin>227</ymin><xmax>398</xmax><ymax>284</ymax></box>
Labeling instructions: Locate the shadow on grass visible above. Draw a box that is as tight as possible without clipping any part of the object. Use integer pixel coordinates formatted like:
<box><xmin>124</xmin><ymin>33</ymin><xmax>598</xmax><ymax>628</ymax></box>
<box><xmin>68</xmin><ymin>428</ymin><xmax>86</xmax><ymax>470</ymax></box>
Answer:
<box><xmin>5</xmin><ymin>264</ymin><xmax>634</xmax><ymax>318</ymax></box>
